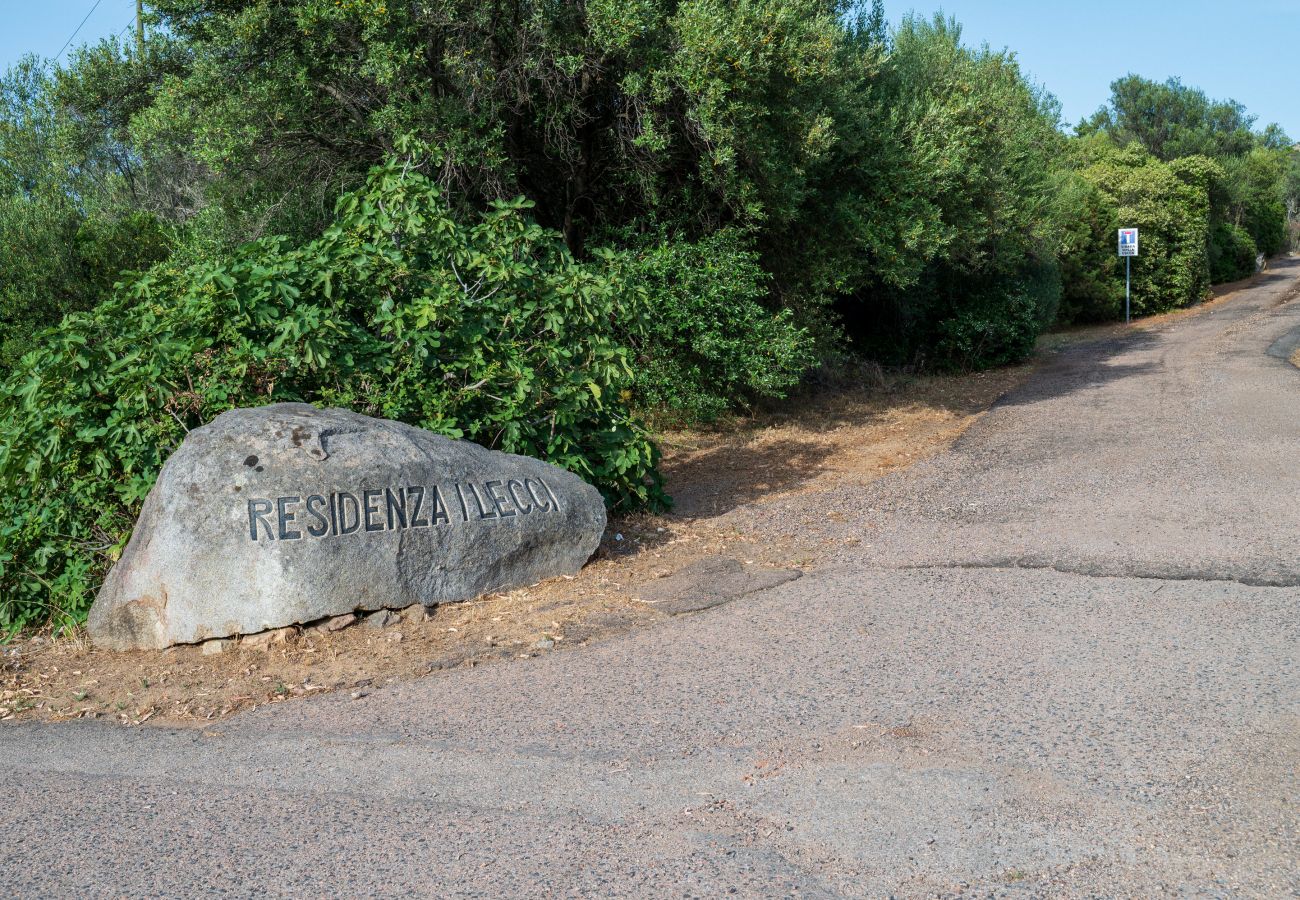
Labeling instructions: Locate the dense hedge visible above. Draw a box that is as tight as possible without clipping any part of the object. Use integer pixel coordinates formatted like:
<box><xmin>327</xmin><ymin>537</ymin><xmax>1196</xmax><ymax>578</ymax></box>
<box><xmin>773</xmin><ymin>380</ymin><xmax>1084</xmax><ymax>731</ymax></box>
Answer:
<box><xmin>613</xmin><ymin>230</ymin><xmax>813</xmax><ymax>423</ymax></box>
<box><xmin>1209</xmin><ymin>221</ymin><xmax>1259</xmax><ymax>283</ymax></box>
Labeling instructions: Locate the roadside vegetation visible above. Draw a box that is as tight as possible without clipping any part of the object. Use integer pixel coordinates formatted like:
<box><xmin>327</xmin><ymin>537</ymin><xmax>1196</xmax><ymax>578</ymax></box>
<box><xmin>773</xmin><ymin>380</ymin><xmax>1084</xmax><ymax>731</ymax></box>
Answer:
<box><xmin>1</xmin><ymin>0</ymin><xmax>1297</xmax><ymax>633</ymax></box>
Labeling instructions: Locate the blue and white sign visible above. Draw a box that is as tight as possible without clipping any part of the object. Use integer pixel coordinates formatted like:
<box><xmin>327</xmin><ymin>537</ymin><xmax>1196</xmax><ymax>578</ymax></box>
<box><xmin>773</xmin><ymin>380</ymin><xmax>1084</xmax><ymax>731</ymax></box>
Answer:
<box><xmin>1118</xmin><ymin>228</ymin><xmax>1139</xmax><ymax>257</ymax></box>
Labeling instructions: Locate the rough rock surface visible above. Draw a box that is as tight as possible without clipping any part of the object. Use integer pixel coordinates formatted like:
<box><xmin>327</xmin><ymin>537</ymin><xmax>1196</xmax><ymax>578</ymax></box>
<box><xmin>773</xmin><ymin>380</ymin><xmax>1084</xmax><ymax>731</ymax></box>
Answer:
<box><xmin>88</xmin><ymin>403</ymin><xmax>606</xmax><ymax>650</ymax></box>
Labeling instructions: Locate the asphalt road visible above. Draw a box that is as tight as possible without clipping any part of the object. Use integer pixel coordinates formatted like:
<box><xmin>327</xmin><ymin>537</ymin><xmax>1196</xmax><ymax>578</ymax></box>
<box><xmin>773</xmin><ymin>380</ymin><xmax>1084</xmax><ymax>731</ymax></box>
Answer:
<box><xmin>3</xmin><ymin>262</ymin><xmax>1299</xmax><ymax>897</ymax></box>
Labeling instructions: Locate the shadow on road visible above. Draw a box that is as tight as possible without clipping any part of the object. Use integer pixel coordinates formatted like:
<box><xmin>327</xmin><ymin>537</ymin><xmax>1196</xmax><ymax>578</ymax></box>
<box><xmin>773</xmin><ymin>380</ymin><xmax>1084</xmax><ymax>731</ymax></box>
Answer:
<box><xmin>993</xmin><ymin>328</ymin><xmax>1163</xmax><ymax>409</ymax></box>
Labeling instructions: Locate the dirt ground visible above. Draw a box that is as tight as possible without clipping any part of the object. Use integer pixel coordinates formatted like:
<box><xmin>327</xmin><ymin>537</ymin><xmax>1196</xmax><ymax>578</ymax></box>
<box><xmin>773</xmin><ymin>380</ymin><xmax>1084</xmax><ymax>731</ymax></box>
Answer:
<box><xmin>11</xmin><ymin>266</ymin><xmax>1274</xmax><ymax>729</ymax></box>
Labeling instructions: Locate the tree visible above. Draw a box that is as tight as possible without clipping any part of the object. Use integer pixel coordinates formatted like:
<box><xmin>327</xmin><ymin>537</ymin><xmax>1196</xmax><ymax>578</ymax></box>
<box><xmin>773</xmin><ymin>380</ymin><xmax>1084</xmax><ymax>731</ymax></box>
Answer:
<box><xmin>843</xmin><ymin>14</ymin><xmax>1067</xmax><ymax>368</ymax></box>
<box><xmin>0</xmin><ymin>55</ymin><xmax>169</xmax><ymax>369</ymax></box>
<box><xmin>1079</xmin><ymin>75</ymin><xmax>1256</xmax><ymax>161</ymax></box>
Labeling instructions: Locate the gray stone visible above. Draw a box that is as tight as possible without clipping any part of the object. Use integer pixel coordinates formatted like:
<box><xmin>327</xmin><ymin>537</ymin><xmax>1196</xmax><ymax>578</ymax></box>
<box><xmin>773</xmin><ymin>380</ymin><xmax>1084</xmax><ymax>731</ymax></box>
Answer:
<box><xmin>402</xmin><ymin>604</ymin><xmax>436</xmax><ymax>624</ymax></box>
<box><xmin>88</xmin><ymin>403</ymin><xmax>607</xmax><ymax>650</ymax></box>
<box><xmin>365</xmin><ymin>609</ymin><xmax>399</xmax><ymax>630</ymax></box>
<box><xmin>200</xmin><ymin>638</ymin><xmax>234</xmax><ymax>656</ymax></box>
<box><xmin>320</xmin><ymin>613</ymin><xmax>358</xmax><ymax>633</ymax></box>
<box><xmin>634</xmin><ymin>557</ymin><xmax>801</xmax><ymax>615</ymax></box>
<box><xmin>241</xmin><ymin>626</ymin><xmax>296</xmax><ymax>650</ymax></box>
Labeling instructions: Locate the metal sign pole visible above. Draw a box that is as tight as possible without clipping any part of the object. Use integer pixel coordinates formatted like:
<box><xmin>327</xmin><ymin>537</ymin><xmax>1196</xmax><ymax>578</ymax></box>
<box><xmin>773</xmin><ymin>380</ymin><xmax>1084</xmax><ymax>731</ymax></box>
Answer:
<box><xmin>1118</xmin><ymin>227</ymin><xmax>1137</xmax><ymax>323</ymax></box>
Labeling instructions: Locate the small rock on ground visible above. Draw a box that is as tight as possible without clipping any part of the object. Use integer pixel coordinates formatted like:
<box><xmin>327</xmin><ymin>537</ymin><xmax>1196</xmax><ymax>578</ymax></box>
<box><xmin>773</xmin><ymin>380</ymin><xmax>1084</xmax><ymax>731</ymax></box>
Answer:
<box><xmin>366</xmin><ymin>610</ymin><xmax>399</xmax><ymax>629</ymax></box>
<box><xmin>317</xmin><ymin>613</ymin><xmax>357</xmax><ymax>634</ymax></box>
<box><xmin>241</xmin><ymin>626</ymin><xmax>296</xmax><ymax>650</ymax></box>
<box><xmin>403</xmin><ymin>604</ymin><xmax>437</xmax><ymax>623</ymax></box>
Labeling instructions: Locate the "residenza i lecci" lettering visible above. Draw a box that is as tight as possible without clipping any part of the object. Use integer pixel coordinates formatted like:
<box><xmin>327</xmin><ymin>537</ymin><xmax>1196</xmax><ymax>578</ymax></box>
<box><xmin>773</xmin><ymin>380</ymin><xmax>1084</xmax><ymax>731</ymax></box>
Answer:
<box><xmin>246</xmin><ymin>478</ymin><xmax>562</xmax><ymax>542</ymax></box>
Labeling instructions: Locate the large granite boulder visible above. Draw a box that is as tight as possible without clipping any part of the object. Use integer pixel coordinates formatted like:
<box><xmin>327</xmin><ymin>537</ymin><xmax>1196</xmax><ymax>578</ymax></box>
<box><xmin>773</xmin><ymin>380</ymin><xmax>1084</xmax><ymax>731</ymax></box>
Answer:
<box><xmin>88</xmin><ymin>403</ymin><xmax>606</xmax><ymax>650</ymax></box>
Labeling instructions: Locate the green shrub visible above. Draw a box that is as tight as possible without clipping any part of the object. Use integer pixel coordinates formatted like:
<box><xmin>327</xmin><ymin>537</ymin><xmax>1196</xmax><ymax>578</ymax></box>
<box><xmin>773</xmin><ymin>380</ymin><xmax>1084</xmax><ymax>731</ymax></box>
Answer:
<box><xmin>0</xmin><ymin>147</ymin><xmax>664</xmax><ymax>633</ymax></box>
<box><xmin>613</xmin><ymin>230</ymin><xmax>814</xmax><ymax>424</ymax></box>
<box><xmin>840</xmin><ymin>15</ymin><xmax>1067</xmax><ymax>369</ymax></box>
<box><xmin>929</xmin><ymin>258</ymin><xmax>1061</xmax><ymax>371</ymax></box>
<box><xmin>1209</xmin><ymin>221</ymin><xmax>1258</xmax><ymax>283</ymax></box>
<box><xmin>1080</xmin><ymin>147</ymin><xmax>1214</xmax><ymax>316</ymax></box>
<box><xmin>932</xmin><ymin>292</ymin><xmax>1039</xmax><ymax>371</ymax></box>
<box><xmin>0</xmin><ymin>200</ymin><xmax>170</xmax><ymax>371</ymax></box>
<box><xmin>1220</xmin><ymin>148</ymin><xmax>1289</xmax><ymax>259</ymax></box>
<box><xmin>1054</xmin><ymin>168</ymin><xmax>1124</xmax><ymax>323</ymax></box>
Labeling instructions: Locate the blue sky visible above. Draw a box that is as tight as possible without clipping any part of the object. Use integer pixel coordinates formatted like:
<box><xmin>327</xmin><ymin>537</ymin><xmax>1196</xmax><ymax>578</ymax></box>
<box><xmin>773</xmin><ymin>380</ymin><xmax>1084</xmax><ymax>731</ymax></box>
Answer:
<box><xmin>3</xmin><ymin>1</ymin><xmax>1297</xmax><ymax>138</ymax></box>
<box><xmin>890</xmin><ymin>1</ymin><xmax>1300</xmax><ymax>137</ymax></box>
<box><xmin>0</xmin><ymin>1</ymin><xmax>140</xmax><ymax>68</ymax></box>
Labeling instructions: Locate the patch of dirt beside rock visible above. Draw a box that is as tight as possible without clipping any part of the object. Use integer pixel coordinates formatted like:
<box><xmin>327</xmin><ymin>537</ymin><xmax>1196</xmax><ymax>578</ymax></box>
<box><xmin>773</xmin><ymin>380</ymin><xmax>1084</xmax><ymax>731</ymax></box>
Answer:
<box><xmin>1</xmin><ymin>365</ymin><xmax>1026</xmax><ymax>726</ymax></box>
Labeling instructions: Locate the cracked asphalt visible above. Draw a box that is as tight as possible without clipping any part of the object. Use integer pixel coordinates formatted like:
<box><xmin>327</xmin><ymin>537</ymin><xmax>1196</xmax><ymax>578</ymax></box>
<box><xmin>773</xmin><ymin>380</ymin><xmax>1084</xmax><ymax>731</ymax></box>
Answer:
<box><xmin>3</xmin><ymin>261</ymin><xmax>1299</xmax><ymax>897</ymax></box>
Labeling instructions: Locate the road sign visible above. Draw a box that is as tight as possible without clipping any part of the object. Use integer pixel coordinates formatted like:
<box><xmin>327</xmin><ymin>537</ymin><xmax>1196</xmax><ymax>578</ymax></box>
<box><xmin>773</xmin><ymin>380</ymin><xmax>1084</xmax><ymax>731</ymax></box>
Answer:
<box><xmin>1117</xmin><ymin>228</ymin><xmax>1139</xmax><ymax>324</ymax></box>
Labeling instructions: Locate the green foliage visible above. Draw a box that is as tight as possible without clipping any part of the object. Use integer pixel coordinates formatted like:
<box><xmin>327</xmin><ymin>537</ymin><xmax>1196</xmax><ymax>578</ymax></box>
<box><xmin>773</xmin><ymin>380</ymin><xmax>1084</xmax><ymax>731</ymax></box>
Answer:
<box><xmin>1079</xmin><ymin>75</ymin><xmax>1257</xmax><ymax>162</ymax></box>
<box><xmin>0</xmin><ymin>149</ymin><xmax>663</xmax><ymax>632</ymax></box>
<box><xmin>0</xmin><ymin>56</ymin><xmax>172</xmax><ymax>371</ymax></box>
<box><xmin>844</xmin><ymin>15</ymin><xmax>1064</xmax><ymax>369</ymax></box>
<box><xmin>0</xmin><ymin>204</ymin><xmax>170</xmax><ymax>367</ymax></box>
<box><xmin>1219</xmin><ymin>149</ymin><xmax>1288</xmax><ymax>257</ymax></box>
<box><xmin>613</xmin><ymin>230</ymin><xmax>814</xmax><ymax>423</ymax></box>
<box><xmin>1076</xmin><ymin>146</ymin><xmax>1215</xmax><ymax>316</ymax></box>
<box><xmin>1054</xmin><ymin>166</ymin><xmax>1123</xmax><ymax>322</ymax></box>
<box><xmin>1077</xmin><ymin>74</ymin><xmax>1293</xmax><ymax>302</ymax></box>
<box><xmin>138</xmin><ymin>0</ymin><xmax>888</xmax><ymax>290</ymax></box>
<box><xmin>932</xmin><ymin>278</ymin><xmax>1050</xmax><ymax>371</ymax></box>
<box><xmin>1209</xmin><ymin>221</ymin><xmax>1258</xmax><ymax>283</ymax></box>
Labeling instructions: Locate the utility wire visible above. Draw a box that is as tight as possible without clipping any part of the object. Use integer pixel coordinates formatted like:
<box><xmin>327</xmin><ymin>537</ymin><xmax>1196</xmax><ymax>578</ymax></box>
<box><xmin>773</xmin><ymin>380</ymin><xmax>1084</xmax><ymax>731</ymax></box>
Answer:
<box><xmin>54</xmin><ymin>0</ymin><xmax>107</xmax><ymax>61</ymax></box>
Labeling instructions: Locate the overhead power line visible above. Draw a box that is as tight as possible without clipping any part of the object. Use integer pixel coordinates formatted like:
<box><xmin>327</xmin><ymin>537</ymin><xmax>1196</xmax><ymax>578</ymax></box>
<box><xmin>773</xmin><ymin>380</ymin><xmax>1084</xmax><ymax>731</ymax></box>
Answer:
<box><xmin>54</xmin><ymin>0</ymin><xmax>107</xmax><ymax>61</ymax></box>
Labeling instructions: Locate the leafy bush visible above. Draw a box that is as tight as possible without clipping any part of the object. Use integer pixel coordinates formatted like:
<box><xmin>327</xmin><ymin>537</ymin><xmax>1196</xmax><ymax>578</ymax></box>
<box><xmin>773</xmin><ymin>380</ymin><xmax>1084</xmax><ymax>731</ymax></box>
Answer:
<box><xmin>1211</xmin><ymin>149</ymin><xmax>1287</xmax><ymax>263</ymax></box>
<box><xmin>1209</xmin><ymin>221</ymin><xmax>1258</xmax><ymax>283</ymax></box>
<box><xmin>932</xmin><ymin>287</ymin><xmax>1042</xmax><ymax>371</ymax></box>
<box><xmin>0</xmin><ymin>148</ymin><xmax>663</xmax><ymax>632</ymax></box>
<box><xmin>1080</xmin><ymin>147</ymin><xmax>1214</xmax><ymax>316</ymax></box>
<box><xmin>0</xmin><ymin>57</ymin><xmax>174</xmax><ymax>372</ymax></box>
<box><xmin>0</xmin><ymin>200</ymin><xmax>171</xmax><ymax>371</ymax></box>
<box><xmin>613</xmin><ymin>230</ymin><xmax>814</xmax><ymax>424</ymax></box>
<box><xmin>918</xmin><ymin>257</ymin><xmax>1060</xmax><ymax>371</ymax></box>
<box><xmin>840</xmin><ymin>16</ymin><xmax>1065</xmax><ymax>369</ymax></box>
<box><xmin>1054</xmin><ymin>166</ymin><xmax>1124</xmax><ymax>323</ymax></box>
